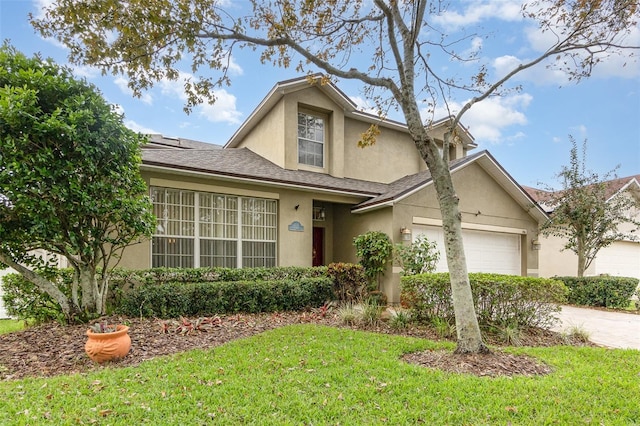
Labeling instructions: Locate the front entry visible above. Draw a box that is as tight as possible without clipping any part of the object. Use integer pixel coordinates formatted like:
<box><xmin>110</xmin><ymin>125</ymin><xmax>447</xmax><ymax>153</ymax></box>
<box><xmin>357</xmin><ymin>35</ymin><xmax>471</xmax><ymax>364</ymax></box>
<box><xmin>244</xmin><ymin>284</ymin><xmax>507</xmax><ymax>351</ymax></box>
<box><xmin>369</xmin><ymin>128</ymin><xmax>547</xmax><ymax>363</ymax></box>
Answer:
<box><xmin>312</xmin><ymin>227</ymin><xmax>324</xmax><ymax>266</ymax></box>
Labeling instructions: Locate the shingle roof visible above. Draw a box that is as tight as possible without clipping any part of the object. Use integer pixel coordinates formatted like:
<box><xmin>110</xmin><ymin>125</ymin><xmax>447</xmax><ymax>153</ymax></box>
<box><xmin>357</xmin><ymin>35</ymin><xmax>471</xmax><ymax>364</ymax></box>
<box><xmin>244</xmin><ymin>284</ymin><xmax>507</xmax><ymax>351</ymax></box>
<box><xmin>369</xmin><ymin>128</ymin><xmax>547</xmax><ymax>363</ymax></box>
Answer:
<box><xmin>141</xmin><ymin>147</ymin><xmax>546</xmax><ymax>221</ymax></box>
<box><xmin>352</xmin><ymin>152</ymin><xmax>485</xmax><ymax>211</ymax></box>
<box><xmin>144</xmin><ymin>134</ymin><xmax>221</xmax><ymax>150</ymax></box>
<box><xmin>142</xmin><ymin>148</ymin><xmax>389</xmax><ymax>196</ymax></box>
<box><xmin>524</xmin><ymin>174</ymin><xmax>640</xmax><ymax>213</ymax></box>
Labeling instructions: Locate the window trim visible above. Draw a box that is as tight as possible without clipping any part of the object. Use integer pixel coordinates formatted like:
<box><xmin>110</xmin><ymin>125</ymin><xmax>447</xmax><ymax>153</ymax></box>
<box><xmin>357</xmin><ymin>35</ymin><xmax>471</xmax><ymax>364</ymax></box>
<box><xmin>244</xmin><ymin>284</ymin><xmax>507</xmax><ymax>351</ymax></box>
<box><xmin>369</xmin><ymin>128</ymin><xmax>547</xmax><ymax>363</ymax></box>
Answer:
<box><xmin>150</xmin><ymin>187</ymin><xmax>277</xmax><ymax>268</ymax></box>
<box><xmin>297</xmin><ymin>110</ymin><xmax>326</xmax><ymax>168</ymax></box>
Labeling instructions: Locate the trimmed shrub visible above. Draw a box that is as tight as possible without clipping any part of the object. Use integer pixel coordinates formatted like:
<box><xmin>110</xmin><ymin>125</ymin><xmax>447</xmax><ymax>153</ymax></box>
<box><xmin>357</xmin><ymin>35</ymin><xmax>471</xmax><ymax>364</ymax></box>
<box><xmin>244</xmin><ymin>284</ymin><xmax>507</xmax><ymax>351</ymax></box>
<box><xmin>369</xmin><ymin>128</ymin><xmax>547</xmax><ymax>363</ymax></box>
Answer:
<box><xmin>107</xmin><ymin>266</ymin><xmax>328</xmax><ymax>309</ymax></box>
<box><xmin>326</xmin><ymin>263</ymin><xmax>368</xmax><ymax>303</ymax></box>
<box><xmin>118</xmin><ymin>277</ymin><xmax>334</xmax><ymax>318</ymax></box>
<box><xmin>401</xmin><ymin>272</ymin><xmax>568</xmax><ymax>329</ymax></box>
<box><xmin>555</xmin><ymin>276</ymin><xmax>639</xmax><ymax>308</ymax></box>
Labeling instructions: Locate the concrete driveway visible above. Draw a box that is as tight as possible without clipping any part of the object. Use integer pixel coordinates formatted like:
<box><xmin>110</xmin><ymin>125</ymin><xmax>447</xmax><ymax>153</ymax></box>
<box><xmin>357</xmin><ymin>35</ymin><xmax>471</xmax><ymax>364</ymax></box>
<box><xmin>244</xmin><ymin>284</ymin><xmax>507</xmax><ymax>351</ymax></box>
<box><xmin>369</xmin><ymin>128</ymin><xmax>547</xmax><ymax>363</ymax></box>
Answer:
<box><xmin>552</xmin><ymin>305</ymin><xmax>640</xmax><ymax>350</ymax></box>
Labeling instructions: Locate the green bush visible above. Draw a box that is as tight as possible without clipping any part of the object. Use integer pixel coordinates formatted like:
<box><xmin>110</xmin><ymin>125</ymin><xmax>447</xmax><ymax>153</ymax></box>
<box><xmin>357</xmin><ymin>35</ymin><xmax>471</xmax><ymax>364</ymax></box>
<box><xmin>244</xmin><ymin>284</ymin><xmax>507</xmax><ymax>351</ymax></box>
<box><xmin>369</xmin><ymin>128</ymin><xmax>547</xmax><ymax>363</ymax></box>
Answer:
<box><xmin>401</xmin><ymin>273</ymin><xmax>568</xmax><ymax>329</ymax></box>
<box><xmin>118</xmin><ymin>277</ymin><xmax>334</xmax><ymax>318</ymax></box>
<box><xmin>353</xmin><ymin>231</ymin><xmax>392</xmax><ymax>289</ymax></box>
<box><xmin>555</xmin><ymin>276</ymin><xmax>639</xmax><ymax>308</ymax></box>
<box><xmin>108</xmin><ymin>266</ymin><xmax>328</xmax><ymax>308</ymax></box>
<box><xmin>1</xmin><ymin>270</ymin><xmax>73</xmax><ymax>324</ymax></box>
<box><xmin>326</xmin><ymin>263</ymin><xmax>368</xmax><ymax>302</ymax></box>
<box><xmin>393</xmin><ymin>235</ymin><xmax>440</xmax><ymax>275</ymax></box>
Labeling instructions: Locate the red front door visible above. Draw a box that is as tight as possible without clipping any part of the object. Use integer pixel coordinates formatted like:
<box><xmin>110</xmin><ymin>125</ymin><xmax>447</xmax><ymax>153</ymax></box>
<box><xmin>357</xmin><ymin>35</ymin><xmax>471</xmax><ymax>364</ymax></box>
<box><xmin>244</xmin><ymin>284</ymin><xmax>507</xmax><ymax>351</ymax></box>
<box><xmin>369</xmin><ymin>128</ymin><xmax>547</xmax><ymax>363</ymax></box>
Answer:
<box><xmin>312</xmin><ymin>227</ymin><xmax>324</xmax><ymax>266</ymax></box>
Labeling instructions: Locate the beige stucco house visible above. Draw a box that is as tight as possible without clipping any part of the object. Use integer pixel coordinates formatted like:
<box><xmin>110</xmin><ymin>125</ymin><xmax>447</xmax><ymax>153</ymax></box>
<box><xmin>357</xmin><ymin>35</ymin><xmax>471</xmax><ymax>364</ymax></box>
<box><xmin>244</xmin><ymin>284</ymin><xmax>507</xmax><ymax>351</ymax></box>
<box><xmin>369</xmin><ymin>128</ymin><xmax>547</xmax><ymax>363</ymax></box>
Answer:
<box><xmin>526</xmin><ymin>175</ymin><xmax>640</xmax><ymax>281</ymax></box>
<box><xmin>120</xmin><ymin>75</ymin><xmax>548</xmax><ymax>303</ymax></box>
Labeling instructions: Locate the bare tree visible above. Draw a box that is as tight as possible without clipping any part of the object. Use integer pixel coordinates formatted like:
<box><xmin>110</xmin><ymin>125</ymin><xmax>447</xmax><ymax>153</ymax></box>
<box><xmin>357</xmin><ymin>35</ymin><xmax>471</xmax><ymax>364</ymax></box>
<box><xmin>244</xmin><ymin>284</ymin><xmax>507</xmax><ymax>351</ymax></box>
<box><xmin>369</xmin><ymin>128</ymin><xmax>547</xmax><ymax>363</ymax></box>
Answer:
<box><xmin>33</xmin><ymin>0</ymin><xmax>639</xmax><ymax>352</ymax></box>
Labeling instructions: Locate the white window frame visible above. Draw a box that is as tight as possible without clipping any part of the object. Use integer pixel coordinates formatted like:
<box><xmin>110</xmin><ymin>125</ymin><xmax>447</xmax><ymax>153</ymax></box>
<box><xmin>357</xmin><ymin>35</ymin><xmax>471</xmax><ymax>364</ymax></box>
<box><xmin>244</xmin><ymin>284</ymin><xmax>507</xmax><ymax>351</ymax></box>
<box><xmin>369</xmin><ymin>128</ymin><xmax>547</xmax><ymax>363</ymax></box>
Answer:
<box><xmin>151</xmin><ymin>187</ymin><xmax>277</xmax><ymax>268</ymax></box>
<box><xmin>297</xmin><ymin>111</ymin><xmax>325</xmax><ymax>168</ymax></box>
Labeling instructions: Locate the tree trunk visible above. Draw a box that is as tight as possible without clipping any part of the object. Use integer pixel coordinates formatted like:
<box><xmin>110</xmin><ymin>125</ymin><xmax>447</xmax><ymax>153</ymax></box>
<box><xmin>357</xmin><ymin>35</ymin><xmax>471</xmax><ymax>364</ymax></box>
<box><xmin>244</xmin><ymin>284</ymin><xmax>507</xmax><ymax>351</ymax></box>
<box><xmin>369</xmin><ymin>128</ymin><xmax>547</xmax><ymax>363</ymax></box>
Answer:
<box><xmin>400</xmin><ymin>93</ymin><xmax>487</xmax><ymax>353</ymax></box>
<box><xmin>428</xmin><ymin>154</ymin><xmax>489</xmax><ymax>354</ymax></box>
<box><xmin>577</xmin><ymin>237</ymin><xmax>586</xmax><ymax>277</ymax></box>
<box><xmin>0</xmin><ymin>251</ymin><xmax>77</xmax><ymax>319</ymax></box>
<box><xmin>77</xmin><ymin>265</ymin><xmax>104</xmax><ymax>314</ymax></box>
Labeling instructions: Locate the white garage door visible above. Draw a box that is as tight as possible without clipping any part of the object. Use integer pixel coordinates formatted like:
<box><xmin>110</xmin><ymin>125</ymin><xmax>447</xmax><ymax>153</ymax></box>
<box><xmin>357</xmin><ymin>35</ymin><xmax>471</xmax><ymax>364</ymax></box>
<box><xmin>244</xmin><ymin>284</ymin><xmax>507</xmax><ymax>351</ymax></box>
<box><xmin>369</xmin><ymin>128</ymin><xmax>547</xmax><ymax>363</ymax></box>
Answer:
<box><xmin>595</xmin><ymin>241</ymin><xmax>640</xmax><ymax>280</ymax></box>
<box><xmin>414</xmin><ymin>226</ymin><xmax>521</xmax><ymax>275</ymax></box>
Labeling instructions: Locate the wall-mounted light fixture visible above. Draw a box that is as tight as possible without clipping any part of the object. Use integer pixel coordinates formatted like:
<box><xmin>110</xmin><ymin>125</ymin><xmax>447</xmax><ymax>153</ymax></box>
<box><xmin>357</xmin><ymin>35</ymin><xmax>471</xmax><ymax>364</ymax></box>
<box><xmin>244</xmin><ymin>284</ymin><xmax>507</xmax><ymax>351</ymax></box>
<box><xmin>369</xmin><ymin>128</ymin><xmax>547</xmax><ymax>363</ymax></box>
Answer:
<box><xmin>313</xmin><ymin>206</ymin><xmax>326</xmax><ymax>221</ymax></box>
<box><xmin>400</xmin><ymin>227</ymin><xmax>412</xmax><ymax>242</ymax></box>
<box><xmin>531</xmin><ymin>239</ymin><xmax>541</xmax><ymax>250</ymax></box>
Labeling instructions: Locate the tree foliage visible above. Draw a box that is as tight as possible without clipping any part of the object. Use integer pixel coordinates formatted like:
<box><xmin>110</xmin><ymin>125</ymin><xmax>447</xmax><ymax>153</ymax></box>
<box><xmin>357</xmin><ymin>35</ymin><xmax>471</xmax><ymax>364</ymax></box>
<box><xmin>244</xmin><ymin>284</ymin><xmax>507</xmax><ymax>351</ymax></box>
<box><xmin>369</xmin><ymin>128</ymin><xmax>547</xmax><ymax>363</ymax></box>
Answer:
<box><xmin>0</xmin><ymin>44</ymin><xmax>155</xmax><ymax>321</ymax></box>
<box><xmin>32</xmin><ymin>0</ymin><xmax>639</xmax><ymax>351</ymax></box>
<box><xmin>353</xmin><ymin>231</ymin><xmax>393</xmax><ymax>290</ymax></box>
<box><xmin>538</xmin><ymin>136</ymin><xmax>640</xmax><ymax>277</ymax></box>
<box><xmin>394</xmin><ymin>235</ymin><xmax>441</xmax><ymax>276</ymax></box>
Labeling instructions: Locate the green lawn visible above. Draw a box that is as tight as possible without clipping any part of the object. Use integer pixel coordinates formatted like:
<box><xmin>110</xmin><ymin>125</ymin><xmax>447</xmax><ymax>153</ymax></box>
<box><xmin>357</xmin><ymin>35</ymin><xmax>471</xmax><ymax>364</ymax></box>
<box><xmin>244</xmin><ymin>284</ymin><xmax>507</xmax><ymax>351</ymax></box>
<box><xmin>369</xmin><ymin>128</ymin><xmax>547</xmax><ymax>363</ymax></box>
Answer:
<box><xmin>0</xmin><ymin>324</ymin><xmax>638</xmax><ymax>425</ymax></box>
<box><xmin>0</xmin><ymin>319</ymin><xmax>25</xmax><ymax>334</ymax></box>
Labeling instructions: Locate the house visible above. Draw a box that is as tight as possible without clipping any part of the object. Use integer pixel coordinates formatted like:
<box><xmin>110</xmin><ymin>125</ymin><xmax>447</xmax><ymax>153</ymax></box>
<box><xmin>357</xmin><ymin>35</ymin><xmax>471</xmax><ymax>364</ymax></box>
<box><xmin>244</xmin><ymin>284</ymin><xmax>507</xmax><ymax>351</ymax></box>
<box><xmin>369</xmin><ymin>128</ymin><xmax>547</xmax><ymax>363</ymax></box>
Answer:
<box><xmin>525</xmin><ymin>175</ymin><xmax>640</xmax><ymax>280</ymax></box>
<box><xmin>119</xmin><ymin>75</ymin><xmax>548</xmax><ymax>303</ymax></box>
<box><xmin>0</xmin><ymin>268</ymin><xmax>11</xmax><ymax>318</ymax></box>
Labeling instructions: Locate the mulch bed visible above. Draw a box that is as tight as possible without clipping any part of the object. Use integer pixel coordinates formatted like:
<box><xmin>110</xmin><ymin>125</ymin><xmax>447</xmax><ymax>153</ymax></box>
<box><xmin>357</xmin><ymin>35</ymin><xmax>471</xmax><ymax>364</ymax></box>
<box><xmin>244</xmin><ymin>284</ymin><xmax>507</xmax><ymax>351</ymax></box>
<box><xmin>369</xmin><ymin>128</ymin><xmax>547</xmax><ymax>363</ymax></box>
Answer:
<box><xmin>0</xmin><ymin>311</ymin><xmax>595</xmax><ymax>381</ymax></box>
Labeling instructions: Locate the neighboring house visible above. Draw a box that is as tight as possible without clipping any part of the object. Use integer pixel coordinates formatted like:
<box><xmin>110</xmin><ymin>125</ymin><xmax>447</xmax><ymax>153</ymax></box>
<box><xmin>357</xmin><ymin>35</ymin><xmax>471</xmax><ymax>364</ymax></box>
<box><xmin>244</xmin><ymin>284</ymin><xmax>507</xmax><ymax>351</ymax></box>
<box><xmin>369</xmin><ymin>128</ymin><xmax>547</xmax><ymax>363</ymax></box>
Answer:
<box><xmin>525</xmin><ymin>175</ymin><xmax>640</xmax><ymax>280</ymax></box>
<box><xmin>119</xmin><ymin>75</ymin><xmax>548</xmax><ymax>303</ymax></box>
<box><xmin>0</xmin><ymin>267</ymin><xmax>12</xmax><ymax>318</ymax></box>
<box><xmin>0</xmin><ymin>250</ymin><xmax>63</xmax><ymax>319</ymax></box>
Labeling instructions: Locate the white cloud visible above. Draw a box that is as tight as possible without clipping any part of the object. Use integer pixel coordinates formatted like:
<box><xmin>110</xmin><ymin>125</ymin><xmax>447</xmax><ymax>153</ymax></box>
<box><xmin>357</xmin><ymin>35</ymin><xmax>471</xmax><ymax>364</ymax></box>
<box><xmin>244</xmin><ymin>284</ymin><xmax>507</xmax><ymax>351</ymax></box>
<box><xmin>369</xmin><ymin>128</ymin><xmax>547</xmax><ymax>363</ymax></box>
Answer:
<box><xmin>114</xmin><ymin>77</ymin><xmax>153</xmax><ymax>104</ymax></box>
<box><xmin>429</xmin><ymin>93</ymin><xmax>533</xmax><ymax>144</ymax></box>
<box><xmin>70</xmin><ymin>65</ymin><xmax>100</xmax><ymax>79</ymax></box>
<box><xmin>32</xmin><ymin>0</ymin><xmax>54</xmax><ymax>19</ymax></box>
<box><xmin>350</xmin><ymin>96</ymin><xmax>379</xmax><ymax>115</ymax></box>
<box><xmin>159</xmin><ymin>73</ymin><xmax>242</xmax><ymax>124</ymax></box>
<box><xmin>569</xmin><ymin>124</ymin><xmax>588</xmax><ymax>138</ymax></box>
<box><xmin>492</xmin><ymin>54</ymin><xmax>570</xmax><ymax>86</ymax></box>
<box><xmin>124</xmin><ymin>119</ymin><xmax>158</xmax><ymax>135</ymax></box>
<box><xmin>433</xmin><ymin>0</ymin><xmax>523</xmax><ymax>28</ymax></box>
<box><xmin>224</xmin><ymin>53</ymin><xmax>244</xmax><ymax>76</ymax></box>
<box><xmin>523</xmin><ymin>11</ymin><xmax>640</xmax><ymax>80</ymax></box>
<box><xmin>198</xmin><ymin>89</ymin><xmax>243</xmax><ymax>124</ymax></box>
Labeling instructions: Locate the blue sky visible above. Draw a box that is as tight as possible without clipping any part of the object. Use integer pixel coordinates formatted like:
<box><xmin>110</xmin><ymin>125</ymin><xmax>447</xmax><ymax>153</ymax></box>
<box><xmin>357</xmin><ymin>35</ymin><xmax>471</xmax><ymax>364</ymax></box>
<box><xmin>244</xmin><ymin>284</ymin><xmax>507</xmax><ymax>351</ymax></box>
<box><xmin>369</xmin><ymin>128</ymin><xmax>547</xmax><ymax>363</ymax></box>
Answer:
<box><xmin>1</xmin><ymin>0</ymin><xmax>638</xmax><ymax>188</ymax></box>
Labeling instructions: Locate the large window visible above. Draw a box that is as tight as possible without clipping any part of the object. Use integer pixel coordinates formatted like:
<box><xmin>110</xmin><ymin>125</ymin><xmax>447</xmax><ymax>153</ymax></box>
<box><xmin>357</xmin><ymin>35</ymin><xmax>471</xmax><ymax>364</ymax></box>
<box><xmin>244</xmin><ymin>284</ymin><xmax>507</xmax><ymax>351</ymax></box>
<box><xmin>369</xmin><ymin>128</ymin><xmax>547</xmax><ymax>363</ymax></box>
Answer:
<box><xmin>151</xmin><ymin>187</ymin><xmax>277</xmax><ymax>268</ymax></box>
<box><xmin>298</xmin><ymin>112</ymin><xmax>324</xmax><ymax>167</ymax></box>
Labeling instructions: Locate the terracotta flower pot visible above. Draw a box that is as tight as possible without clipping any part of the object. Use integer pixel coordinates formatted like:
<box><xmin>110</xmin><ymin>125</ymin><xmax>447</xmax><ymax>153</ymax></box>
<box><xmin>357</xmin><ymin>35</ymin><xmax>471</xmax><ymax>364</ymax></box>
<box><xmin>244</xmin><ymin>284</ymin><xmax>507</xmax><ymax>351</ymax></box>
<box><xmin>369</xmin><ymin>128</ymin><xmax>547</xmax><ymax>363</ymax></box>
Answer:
<box><xmin>85</xmin><ymin>325</ymin><xmax>131</xmax><ymax>363</ymax></box>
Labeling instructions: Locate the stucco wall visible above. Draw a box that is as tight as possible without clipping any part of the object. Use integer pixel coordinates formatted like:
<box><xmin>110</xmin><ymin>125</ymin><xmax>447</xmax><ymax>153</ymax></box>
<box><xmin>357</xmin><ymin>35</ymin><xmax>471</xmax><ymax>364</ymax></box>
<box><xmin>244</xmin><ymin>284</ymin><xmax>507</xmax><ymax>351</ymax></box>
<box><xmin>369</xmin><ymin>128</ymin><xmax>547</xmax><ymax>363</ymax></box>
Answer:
<box><xmin>120</xmin><ymin>170</ymin><xmax>367</xmax><ymax>270</ymax></box>
<box><xmin>393</xmin><ymin>162</ymin><xmax>541</xmax><ymax>278</ymax></box>
<box><xmin>343</xmin><ymin>117</ymin><xmax>426</xmax><ymax>183</ymax></box>
<box><xmin>232</xmin><ymin>98</ymin><xmax>286</xmax><ymax>168</ymax></box>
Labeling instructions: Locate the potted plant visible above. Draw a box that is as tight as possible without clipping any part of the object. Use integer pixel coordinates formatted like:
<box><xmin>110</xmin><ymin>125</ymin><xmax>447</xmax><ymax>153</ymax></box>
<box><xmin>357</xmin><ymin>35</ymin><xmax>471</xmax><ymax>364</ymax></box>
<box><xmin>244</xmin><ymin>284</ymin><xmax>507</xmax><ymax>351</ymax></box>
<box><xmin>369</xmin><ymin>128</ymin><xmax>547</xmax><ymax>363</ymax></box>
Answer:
<box><xmin>84</xmin><ymin>321</ymin><xmax>131</xmax><ymax>363</ymax></box>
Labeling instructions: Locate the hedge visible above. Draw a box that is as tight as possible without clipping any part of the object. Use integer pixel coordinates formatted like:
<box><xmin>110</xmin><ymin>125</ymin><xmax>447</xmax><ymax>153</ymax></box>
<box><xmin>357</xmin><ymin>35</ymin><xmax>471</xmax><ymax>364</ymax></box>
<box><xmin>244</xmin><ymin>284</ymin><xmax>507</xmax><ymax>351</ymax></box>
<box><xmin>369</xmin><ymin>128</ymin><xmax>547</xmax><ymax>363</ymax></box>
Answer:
<box><xmin>118</xmin><ymin>277</ymin><xmax>334</xmax><ymax>318</ymax></box>
<box><xmin>554</xmin><ymin>276</ymin><xmax>639</xmax><ymax>309</ymax></box>
<box><xmin>401</xmin><ymin>273</ymin><xmax>568</xmax><ymax>329</ymax></box>
<box><xmin>2</xmin><ymin>265</ymin><xmax>344</xmax><ymax>321</ymax></box>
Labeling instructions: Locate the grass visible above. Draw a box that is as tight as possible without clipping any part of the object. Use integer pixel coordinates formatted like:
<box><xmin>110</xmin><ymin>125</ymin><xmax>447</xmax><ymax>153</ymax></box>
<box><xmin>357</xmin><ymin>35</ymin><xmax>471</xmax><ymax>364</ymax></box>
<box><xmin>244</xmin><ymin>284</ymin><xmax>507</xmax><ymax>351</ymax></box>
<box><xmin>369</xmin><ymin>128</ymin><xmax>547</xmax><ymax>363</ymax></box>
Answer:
<box><xmin>0</xmin><ymin>324</ymin><xmax>639</xmax><ymax>425</ymax></box>
<box><xmin>0</xmin><ymin>319</ymin><xmax>25</xmax><ymax>334</ymax></box>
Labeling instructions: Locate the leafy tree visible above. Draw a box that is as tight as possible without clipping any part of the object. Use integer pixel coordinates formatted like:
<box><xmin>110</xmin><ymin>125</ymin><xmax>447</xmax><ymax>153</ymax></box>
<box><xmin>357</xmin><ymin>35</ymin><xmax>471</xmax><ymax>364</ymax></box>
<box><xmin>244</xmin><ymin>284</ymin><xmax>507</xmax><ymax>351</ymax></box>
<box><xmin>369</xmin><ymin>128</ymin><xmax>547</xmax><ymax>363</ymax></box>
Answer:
<box><xmin>353</xmin><ymin>231</ymin><xmax>393</xmax><ymax>291</ymax></box>
<box><xmin>0</xmin><ymin>44</ymin><xmax>155</xmax><ymax>322</ymax></box>
<box><xmin>394</xmin><ymin>235</ymin><xmax>440</xmax><ymax>276</ymax></box>
<box><xmin>32</xmin><ymin>0</ymin><xmax>639</xmax><ymax>352</ymax></box>
<box><xmin>538</xmin><ymin>136</ymin><xmax>640</xmax><ymax>277</ymax></box>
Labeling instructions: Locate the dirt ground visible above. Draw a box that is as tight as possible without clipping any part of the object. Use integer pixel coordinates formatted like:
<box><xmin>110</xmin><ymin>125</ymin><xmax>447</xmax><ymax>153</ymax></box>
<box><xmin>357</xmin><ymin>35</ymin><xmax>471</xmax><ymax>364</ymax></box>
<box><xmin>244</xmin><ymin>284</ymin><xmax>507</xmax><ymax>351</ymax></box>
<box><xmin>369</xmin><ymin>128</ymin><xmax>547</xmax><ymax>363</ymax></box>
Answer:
<box><xmin>0</xmin><ymin>310</ymin><xmax>593</xmax><ymax>381</ymax></box>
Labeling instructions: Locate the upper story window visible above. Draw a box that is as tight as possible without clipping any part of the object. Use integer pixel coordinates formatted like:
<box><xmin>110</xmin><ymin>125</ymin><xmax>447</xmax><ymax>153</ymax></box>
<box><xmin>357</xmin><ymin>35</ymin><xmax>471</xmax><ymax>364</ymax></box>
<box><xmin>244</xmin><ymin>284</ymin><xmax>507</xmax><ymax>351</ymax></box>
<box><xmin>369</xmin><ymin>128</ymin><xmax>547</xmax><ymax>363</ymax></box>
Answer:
<box><xmin>297</xmin><ymin>112</ymin><xmax>324</xmax><ymax>168</ymax></box>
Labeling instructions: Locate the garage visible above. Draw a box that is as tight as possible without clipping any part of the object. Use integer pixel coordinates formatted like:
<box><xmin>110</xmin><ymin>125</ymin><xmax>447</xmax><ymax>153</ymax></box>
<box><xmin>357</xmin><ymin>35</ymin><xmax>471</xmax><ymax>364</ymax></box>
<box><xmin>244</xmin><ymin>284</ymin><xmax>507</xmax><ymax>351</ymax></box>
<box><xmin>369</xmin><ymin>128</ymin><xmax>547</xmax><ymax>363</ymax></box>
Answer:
<box><xmin>594</xmin><ymin>241</ymin><xmax>640</xmax><ymax>280</ymax></box>
<box><xmin>413</xmin><ymin>225</ymin><xmax>521</xmax><ymax>275</ymax></box>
